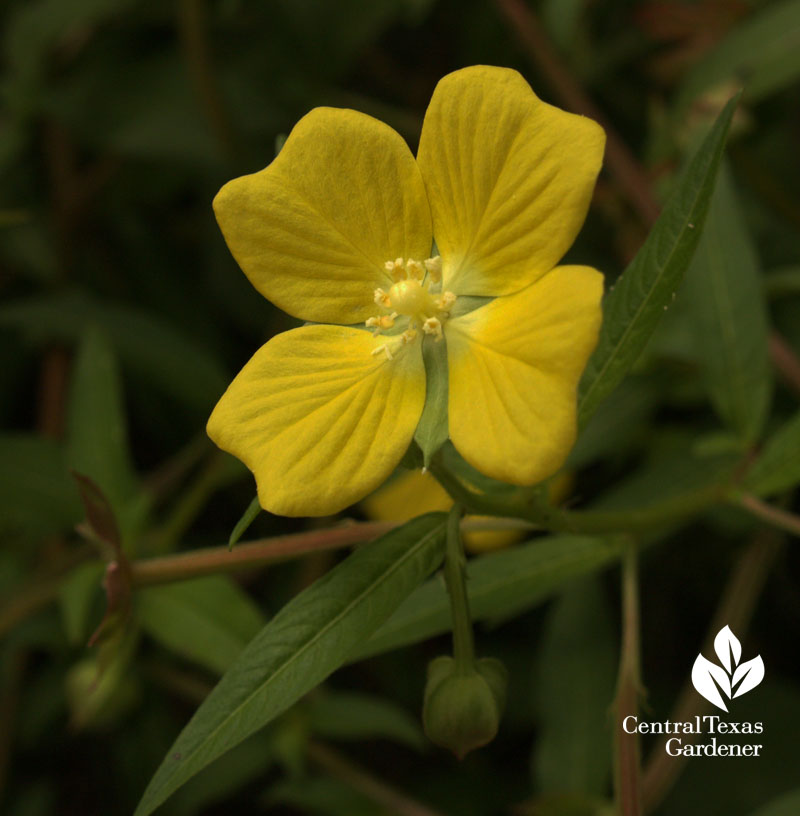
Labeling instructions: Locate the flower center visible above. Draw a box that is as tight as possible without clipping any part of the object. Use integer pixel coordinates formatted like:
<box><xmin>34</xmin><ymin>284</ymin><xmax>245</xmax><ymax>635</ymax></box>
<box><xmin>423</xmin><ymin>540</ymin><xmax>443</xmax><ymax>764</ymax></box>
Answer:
<box><xmin>367</xmin><ymin>256</ymin><xmax>456</xmax><ymax>360</ymax></box>
<box><xmin>388</xmin><ymin>279</ymin><xmax>436</xmax><ymax>317</ymax></box>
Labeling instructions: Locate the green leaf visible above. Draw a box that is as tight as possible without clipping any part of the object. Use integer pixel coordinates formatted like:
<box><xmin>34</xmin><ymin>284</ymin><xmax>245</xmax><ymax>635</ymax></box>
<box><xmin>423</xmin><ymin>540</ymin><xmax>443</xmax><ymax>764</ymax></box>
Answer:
<box><xmin>352</xmin><ymin>534</ymin><xmax>622</xmax><ymax>661</ymax></box>
<box><xmin>133</xmin><ymin>513</ymin><xmax>446</xmax><ymax>816</ymax></box>
<box><xmin>675</xmin><ymin>0</ymin><xmax>800</xmax><ymax>112</ymax></box>
<box><xmin>682</xmin><ymin>161</ymin><xmax>771</xmax><ymax>442</ymax></box>
<box><xmin>748</xmin><ymin>790</ymin><xmax>800</xmax><ymax>816</ymax></box>
<box><xmin>66</xmin><ymin>325</ymin><xmax>141</xmax><ymax>540</ymax></box>
<box><xmin>744</xmin><ymin>410</ymin><xmax>800</xmax><ymax>496</ymax></box>
<box><xmin>138</xmin><ymin>576</ymin><xmax>268</xmax><ymax>676</ymax></box>
<box><xmin>533</xmin><ymin>576</ymin><xmax>616</xmax><ymax>796</ymax></box>
<box><xmin>578</xmin><ymin>95</ymin><xmax>739</xmax><ymax>425</ymax></box>
<box><xmin>0</xmin><ymin>434</ymin><xmax>81</xmax><ymax>540</ymax></box>
<box><xmin>308</xmin><ymin>691</ymin><xmax>425</xmax><ymax>750</ymax></box>
<box><xmin>228</xmin><ymin>496</ymin><xmax>261</xmax><ymax>551</ymax></box>
<box><xmin>58</xmin><ymin>562</ymin><xmax>105</xmax><ymax>646</ymax></box>
<box><xmin>413</xmin><ymin>335</ymin><xmax>449</xmax><ymax>467</ymax></box>
<box><xmin>765</xmin><ymin>266</ymin><xmax>800</xmax><ymax>299</ymax></box>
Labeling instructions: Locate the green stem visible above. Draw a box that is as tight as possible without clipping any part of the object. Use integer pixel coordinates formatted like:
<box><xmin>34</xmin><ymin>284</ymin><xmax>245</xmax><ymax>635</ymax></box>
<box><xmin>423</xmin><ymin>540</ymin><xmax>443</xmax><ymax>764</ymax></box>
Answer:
<box><xmin>614</xmin><ymin>539</ymin><xmax>642</xmax><ymax>816</ymax></box>
<box><xmin>430</xmin><ymin>459</ymin><xmax>725</xmax><ymax>534</ymax></box>
<box><xmin>443</xmin><ymin>504</ymin><xmax>475</xmax><ymax>672</ymax></box>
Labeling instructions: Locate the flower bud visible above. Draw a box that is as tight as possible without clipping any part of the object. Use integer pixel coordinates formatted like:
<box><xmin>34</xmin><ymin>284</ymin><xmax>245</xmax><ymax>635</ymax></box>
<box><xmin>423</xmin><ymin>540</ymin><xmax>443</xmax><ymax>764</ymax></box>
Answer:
<box><xmin>422</xmin><ymin>655</ymin><xmax>507</xmax><ymax>758</ymax></box>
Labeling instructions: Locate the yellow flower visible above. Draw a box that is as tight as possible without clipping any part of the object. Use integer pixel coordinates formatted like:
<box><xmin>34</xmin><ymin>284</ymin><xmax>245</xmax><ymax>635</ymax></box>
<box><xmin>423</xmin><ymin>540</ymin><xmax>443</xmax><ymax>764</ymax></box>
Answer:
<box><xmin>207</xmin><ymin>66</ymin><xmax>605</xmax><ymax>517</ymax></box>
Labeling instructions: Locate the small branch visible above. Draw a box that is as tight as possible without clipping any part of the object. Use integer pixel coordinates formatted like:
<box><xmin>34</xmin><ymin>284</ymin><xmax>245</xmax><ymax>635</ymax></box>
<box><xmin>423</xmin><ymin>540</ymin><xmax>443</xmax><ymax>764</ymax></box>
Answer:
<box><xmin>614</xmin><ymin>539</ymin><xmax>642</xmax><ymax>816</ymax></box>
<box><xmin>307</xmin><ymin>741</ymin><xmax>445</xmax><ymax>816</ymax></box>
<box><xmin>493</xmin><ymin>0</ymin><xmax>660</xmax><ymax>227</ymax></box>
<box><xmin>769</xmin><ymin>333</ymin><xmax>800</xmax><ymax>399</ymax></box>
<box><xmin>738</xmin><ymin>493</ymin><xmax>800</xmax><ymax>538</ymax></box>
<box><xmin>641</xmin><ymin>532</ymin><xmax>780</xmax><ymax>811</ymax></box>
<box><xmin>130</xmin><ymin>522</ymin><xmax>396</xmax><ymax>586</ymax></box>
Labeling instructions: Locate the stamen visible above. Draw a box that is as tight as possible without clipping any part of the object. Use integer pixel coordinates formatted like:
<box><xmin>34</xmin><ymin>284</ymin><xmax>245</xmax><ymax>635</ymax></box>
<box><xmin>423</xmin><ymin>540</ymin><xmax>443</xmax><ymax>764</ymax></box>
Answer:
<box><xmin>371</xmin><ymin>343</ymin><xmax>394</xmax><ymax>361</ymax></box>
<box><xmin>405</xmin><ymin>259</ymin><xmax>424</xmax><ymax>280</ymax></box>
<box><xmin>437</xmin><ymin>291</ymin><xmax>456</xmax><ymax>312</ymax></box>
<box><xmin>401</xmin><ymin>329</ymin><xmax>417</xmax><ymax>344</ymax></box>
<box><xmin>366</xmin><ymin>312</ymin><xmax>397</xmax><ymax>336</ymax></box>
<box><xmin>384</xmin><ymin>258</ymin><xmax>406</xmax><ymax>281</ymax></box>
<box><xmin>424</xmin><ymin>256</ymin><xmax>442</xmax><ymax>283</ymax></box>
<box><xmin>374</xmin><ymin>288</ymin><xmax>391</xmax><ymax>308</ymax></box>
<box><xmin>422</xmin><ymin>317</ymin><xmax>443</xmax><ymax>340</ymax></box>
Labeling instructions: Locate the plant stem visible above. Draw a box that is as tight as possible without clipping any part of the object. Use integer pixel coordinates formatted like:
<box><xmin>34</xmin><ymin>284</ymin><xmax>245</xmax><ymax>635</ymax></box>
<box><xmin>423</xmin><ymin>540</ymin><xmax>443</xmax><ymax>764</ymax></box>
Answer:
<box><xmin>443</xmin><ymin>505</ymin><xmax>475</xmax><ymax>672</ymax></box>
<box><xmin>614</xmin><ymin>539</ymin><xmax>642</xmax><ymax>816</ymax></box>
<box><xmin>641</xmin><ymin>532</ymin><xmax>780</xmax><ymax>811</ymax></box>
<box><xmin>307</xmin><ymin>741</ymin><xmax>445</xmax><ymax>816</ymax></box>
<box><xmin>738</xmin><ymin>492</ymin><xmax>800</xmax><ymax>537</ymax></box>
<box><xmin>131</xmin><ymin>521</ymin><xmax>396</xmax><ymax>586</ymax></box>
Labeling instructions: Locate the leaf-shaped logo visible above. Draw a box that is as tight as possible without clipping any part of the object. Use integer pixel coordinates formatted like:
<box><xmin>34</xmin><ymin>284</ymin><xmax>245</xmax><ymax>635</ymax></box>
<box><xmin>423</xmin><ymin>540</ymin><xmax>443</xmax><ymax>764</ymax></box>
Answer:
<box><xmin>691</xmin><ymin>626</ymin><xmax>764</xmax><ymax>711</ymax></box>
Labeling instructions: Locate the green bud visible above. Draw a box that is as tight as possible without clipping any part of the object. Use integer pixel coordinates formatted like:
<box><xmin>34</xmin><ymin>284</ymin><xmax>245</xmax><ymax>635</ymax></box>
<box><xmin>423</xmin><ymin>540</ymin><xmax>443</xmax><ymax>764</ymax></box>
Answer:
<box><xmin>423</xmin><ymin>655</ymin><xmax>507</xmax><ymax>758</ymax></box>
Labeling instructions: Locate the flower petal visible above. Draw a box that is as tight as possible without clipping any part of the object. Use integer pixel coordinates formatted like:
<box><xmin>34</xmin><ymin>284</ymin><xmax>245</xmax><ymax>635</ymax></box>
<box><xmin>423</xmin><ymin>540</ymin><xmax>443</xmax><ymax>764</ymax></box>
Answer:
<box><xmin>417</xmin><ymin>66</ymin><xmax>605</xmax><ymax>297</ymax></box>
<box><xmin>445</xmin><ymin>266</ymin><xmax>603</xmax><ymax>485</ymax></box>
<box><xmin>214</xmin><ymin>108</ymin><xmax>432</xmax><ymax>324</ymax></box>
<box><xmin>207</xmin><ymin>326</ymin><xmax>426</xmax><ymax>517</ymax></box>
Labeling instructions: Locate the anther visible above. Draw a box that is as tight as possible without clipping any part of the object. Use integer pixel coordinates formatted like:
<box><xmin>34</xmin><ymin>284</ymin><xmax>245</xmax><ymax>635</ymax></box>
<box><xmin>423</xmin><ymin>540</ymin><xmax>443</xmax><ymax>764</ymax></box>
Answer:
<box><xmin>374</xmin><ymin>288</ymin><xmax>391</xmax><ymax>308</ymax></box>
<box><xmin>424</xmin><ymin>256</ymin><xmax>442</xmax><ymax>283</ymax></box>
<box><xmin>437</xmin><ymin>291</ymin><xmax>456</xmax><ymax>312</ymax></box>
<box><xmin>422</xmin><ymin>317</ymin><xmax>443</xmax><ymax>340</ymax></box>
<box><xmin>406</xmin><ymin>259</ymin><xmax>424</xmax><ymax>280</ymax></box>
<box><xmin>384</xmin><ymin>258</ymin><xmax>406</xmax><ymax>281</ymax></box>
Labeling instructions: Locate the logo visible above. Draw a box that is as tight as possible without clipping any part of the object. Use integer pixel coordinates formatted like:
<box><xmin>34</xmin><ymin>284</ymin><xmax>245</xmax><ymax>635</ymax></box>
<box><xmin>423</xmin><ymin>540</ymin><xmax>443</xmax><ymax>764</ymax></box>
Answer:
<box><xmin>691</xmin><ymin>625</ymin><xmax>764</xmax><ymax>712</ymax></box>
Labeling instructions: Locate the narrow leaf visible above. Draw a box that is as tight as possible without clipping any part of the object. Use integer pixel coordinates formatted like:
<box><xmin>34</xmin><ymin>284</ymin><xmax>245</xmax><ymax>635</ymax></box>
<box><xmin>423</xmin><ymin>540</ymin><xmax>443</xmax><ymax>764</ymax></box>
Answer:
<box><xmin>578</xmin><ymin>95</ymin><xmax>739</xmax><ymax>424</ymax></box>
<box><xmin>732</xmin><ymin>655</ymin><xmax>765</xmax><ymax>699</ymax></box>
<box><xmin>228</xmin><ymin>496</ymin><xmax>261</xmax><ymax>551</ymax></box>
<box><xmin>683</xmin><ymin>161</ymin><xmax>771</xmax><ymax>442</ymax></box>
<box><xmin>744</xmin><ymin>409</ymin><xmax>800</xmax><ymax>496</ymax></box>
<box><xmin>352</xmin><ymin>534</ymin><xmax>622</xmax><ymax>661</ymax></box>
<box><xmin>134</xmin><ymin>513</ymin><xmax>446</xmax><ymax>816</ymax></box>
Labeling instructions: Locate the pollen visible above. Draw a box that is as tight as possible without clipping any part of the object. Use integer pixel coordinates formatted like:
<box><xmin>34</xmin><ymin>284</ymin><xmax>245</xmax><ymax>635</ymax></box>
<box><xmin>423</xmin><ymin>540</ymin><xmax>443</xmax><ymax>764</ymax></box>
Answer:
<box><xmin>384</xmin><ymin>258</ymin><xmax>406</xmax><ymax>281</ymax></box>
<box><xmin>422</xmin><ymin>316</ymin><xmax>443</xmax><ymax>340</ymax></box>
<box><xmin>424</xmin><ymin>256</ymin><xmax>442</xmax><ymax>283</ymax></box>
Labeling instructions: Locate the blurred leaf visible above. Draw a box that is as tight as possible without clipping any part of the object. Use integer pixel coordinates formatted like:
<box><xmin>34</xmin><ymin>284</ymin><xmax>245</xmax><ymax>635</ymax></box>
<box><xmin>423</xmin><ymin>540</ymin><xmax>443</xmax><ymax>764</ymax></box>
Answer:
<box><xmin>765</xmin><ymin>266</ymin><xmax>800</xmax><ymax>298</ymax></box>
<box><xmin>542</xmin><ymin>0</ymin><xmax>587</xmax><ymax>51</ymax></box>
<box><xmin>749</xmin><ymin>790</ymin><xmax>800</xmax><ymax>816</ymax></box>
<box><xmin>578</xmin><ymin>95</ymin><xmax>738</xmax><ymax>424</ymax></box>
<box><xmin>308</xmin><ymin>691</ymin><xmax>425</xmax><ymax>750</ymax></box>
<box><xmin>683</xmin><ymin>162</ymin><xmax>771</xmax><ymax>443</ymax></box>
<box><xmin>267</xmin><ymin>774</ymin><xmax>378</xmax><ymax>816</ymax></box>
<box><xmin>138</xmin><ymin>576</ymin><xmax>267</xmax><ymax>676</ymax></box>
<box><xmin>568</xmin><ymin>378</ymin><xmax>658</xmax><ymax>469</ymax></box>
<box><xmin>533</xmin><ymin>576</ymin><xmax>616</xmax><ymax>795</ymax></box>
<box><xmin>66</xmin><ymin>327</ymin><xmax>141</xmax><ymax>539</ymax></box>
<box><xmin>133</xmin><ymin>513</ymin><xmax>447</xmax><ymax>816</ymax></box>
<box><xmin>0</xmin><ymin>291</ymin><xmax>227</xmax><ymax>415</ymax></box>
<box><xmin>0</xmin><ymin>434</ymin><xmax>81</xmax><ymax>540</ymax></box>
<box><xmin>58</xmin><ymin>561</ymin><xmax>104</xmax><ymax>645</ymax></box>
<box><xmin>353</xmin><ymin>535</ymin><xmax>623</xmax><ymax>661</ymax></box>
<box><xmin>744</xmin><ymin>410</ymin><xmax>800</xmax><ymax>496</ymax></box>
<box><xmin>676</xmin><ymin>0</ymin><xmax>800</xmax><ymax>113</ymax></box>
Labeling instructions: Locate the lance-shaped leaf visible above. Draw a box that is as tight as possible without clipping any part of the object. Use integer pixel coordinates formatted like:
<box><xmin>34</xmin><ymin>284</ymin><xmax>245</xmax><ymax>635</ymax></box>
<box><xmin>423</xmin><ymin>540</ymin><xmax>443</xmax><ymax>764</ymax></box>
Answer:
<box><xmin>744</xmin><ymin>409</ymin><xmax>800</xmax><ymax>496</ymax></box>
<box><xmin>578</xmin><ymin>94</ymin><xmax>738</xmax><ymax>425</ymax></box>
<box><xmin>732</xmin><ymin>655</ymin><xmax>765</xmax><ymax>699</ymax></box>
<box><xmin>134</xmin><ymin>513</ymin><xmax>446</xmax><ymax>816</ymax></box>
<box><xmin>714</xmin><ymin>624</ymin><xmax>742</xmax><ymax>673</ymax></box>
<box><xmin>692</xmin><ymin>654</ymin><xmax>731</xmax><ymax>711</ymax></box>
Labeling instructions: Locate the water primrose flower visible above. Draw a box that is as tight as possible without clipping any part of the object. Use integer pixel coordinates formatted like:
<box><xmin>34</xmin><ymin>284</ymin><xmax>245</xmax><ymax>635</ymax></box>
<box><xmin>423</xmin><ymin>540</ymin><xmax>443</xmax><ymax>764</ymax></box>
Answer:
<box><xmin>208</xmin><ymin>66</ymin><xmax>605</xmax><ymax>517</ymax></box>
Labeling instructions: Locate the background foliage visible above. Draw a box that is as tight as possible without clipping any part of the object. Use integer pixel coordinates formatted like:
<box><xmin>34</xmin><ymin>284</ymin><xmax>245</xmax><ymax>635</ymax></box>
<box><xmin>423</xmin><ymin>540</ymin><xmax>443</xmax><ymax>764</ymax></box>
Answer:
<box><xmin>2</xmin><ymin>1</ymin><xmax>800</xmax><ymax>815</ymax></box>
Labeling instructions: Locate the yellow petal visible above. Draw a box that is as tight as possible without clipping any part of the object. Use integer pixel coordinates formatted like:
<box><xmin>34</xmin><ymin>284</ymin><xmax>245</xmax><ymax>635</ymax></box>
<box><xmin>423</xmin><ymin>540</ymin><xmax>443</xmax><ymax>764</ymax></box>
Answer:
<box><xmin>207</xmin><ymin>326</ymin><xmax>426</xmax><ymax>517</ymax></box>
<box><xmin>445</xmin><ymin>266</ymin><xmax>603</xmax><ymax>485</ymax></box>
<box><xmin>417</xmin><ymin>66</ymin><xmax>605</xmax><ymax>297</ymax></box>
<box><xmin>214</xmin><ymin>108</ymin><xmax>432</xmax><ymax>324</ymax></box>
